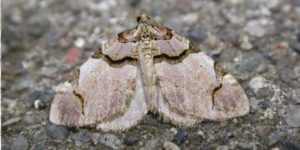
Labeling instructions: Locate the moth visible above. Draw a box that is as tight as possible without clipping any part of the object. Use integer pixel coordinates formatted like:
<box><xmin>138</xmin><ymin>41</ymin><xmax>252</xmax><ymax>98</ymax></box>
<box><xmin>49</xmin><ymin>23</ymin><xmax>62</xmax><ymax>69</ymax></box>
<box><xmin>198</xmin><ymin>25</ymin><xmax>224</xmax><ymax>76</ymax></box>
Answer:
<box><xmin>50</xmin><ymin>14</ymin><xmax>249</xmax><ymax>131</ymax></box>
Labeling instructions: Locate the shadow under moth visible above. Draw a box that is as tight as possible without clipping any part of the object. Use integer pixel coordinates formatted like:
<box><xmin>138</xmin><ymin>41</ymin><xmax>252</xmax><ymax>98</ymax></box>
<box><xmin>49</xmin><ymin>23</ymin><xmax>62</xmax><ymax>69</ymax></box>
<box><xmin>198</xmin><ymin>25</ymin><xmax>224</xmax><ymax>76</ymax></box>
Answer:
<box><xmin>50</xmin><ymin>14</ymin><xmax>250</xmax><ymax>131</ymax></box>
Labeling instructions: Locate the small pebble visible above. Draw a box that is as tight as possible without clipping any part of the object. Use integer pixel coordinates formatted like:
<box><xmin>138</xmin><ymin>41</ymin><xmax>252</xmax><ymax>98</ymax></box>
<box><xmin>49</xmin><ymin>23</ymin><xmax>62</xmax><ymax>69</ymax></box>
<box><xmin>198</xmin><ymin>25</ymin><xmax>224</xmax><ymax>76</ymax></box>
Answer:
<box><xmin>163</xmin><ymin>141</ymin><xmax>180</xmax><ymax>150</ymax></box>
<box><xmin>188</xmin><ymin>24</ymin><xmax>207</xmax><ymax>42</ymax></box>
<box><xmin>290</xmin><ymin>42</ymin><xmax>300</xmax><ymax>54</ymax></box>
<box><xmin>285</xmin><ymin>108</ymin><xmax>300</xmax><ymax>127</ymax></box>
<box><xmin>236</xmin><ymin>142</ymin><xmax>256</xmax><ymax>150</ymax></box>
<box><xmin>65</xmin><ymin>47</ymin><xmax>81</xmax><ymax>64</ymax></box>
<box><xmin>170</xmin><ymin>127</ymin><xmax>177</xmax><ymax>135</ymax></box>
<box><xmin>74</xmin><ymin>37</ymin><xmax>85</xmax><ymax>48</ymax></box>
<box><xmin>175</xmin><ymin>128</ymin><xmax>186</xmax><ymax>145</ymax></box>
<box><xmin>141</xmin><ymin>138</ymin><xmax>160</xmax><ymax>150</ymax></box>
<box><xmin>281</xmin><ymin>140</ymin><xmax>300</xmax><ymax>150</ymax></box>
<box><xmin>256</xmin><ymin>126</ymin><xmax>271</xmax><ymax>139</ymax></box>
<box><xmin>47</xmin><ymin>26</ymin><xmax>67</xmax><ymax>48</ymax></box>
<box><xmin>11</xmin><ymin>76</ymin><xmax>35</xmax><ymax>91</ymax></box>
<box><xmin>32</xmin><ymin>130</ymin><xmax>47</xmax><ymax>144</ymax></box>
<box><xmin>266</xmin><ymin>131</ymin><xmax>285</xmax><ymax>146</ymax></box>
<box><xmin>47</xmin><ymin>124</ymin><xmax>70</xmax><ymax>140</ymax></box>
<box><xmin>1</xmin><ymin>137</ymin><xmax>10</xmax><ymax>150</ymax></box>
<box><xmin>11</xmin><ymin>135</ymin><xmax>29</xmax><ymax>150</ymax></box>
<box><xmin>91</xmin><ymin>133</ymin><xmax>101</xmax><ymax>145</ymax></box>
<box><xmin>28</xmin><ymin>22</ymin><xmax>48</xmax><ymax>38</ymax></box>
<box><xmin>216</xmin><ymin>145</ymin><xmax>229</xmax><ymax>150</ymax></box>
<box><xmin>256</xmin><ymin>86</ymin><xmax>274</xmax><ymax>99</ymax></box>
<box><xmin>234</xmin><ymin>52</ymin><xmax>267</xmax><ymax>79</ymax></box>
<box><xmin>34</xmin><ymin>99</ymin><xmax>46</xmax><ymax>109</ymax></box>
<box><xmin>291</xmin><ymin>89</ymin><xmax>300</xmax><ymax>104</ymax></box>
<box><xmin>71</xmin><ymin>131</ymin><xmax>90</xmax><ymax>146</ymax></box>
<box><xmin>162</xmin><ymin>130</ymin><xmax>174</xmax><ymax>142</ymax></box>
<box><xmin>297</xmin><ymin>31</ymin><xmax>300</xmax><ymax>42</ymax></box>
<box><xmin>248</xmin><ymin>76</ymin><xmax>267</xmax><ymax>93</ymax></box>
<box><xmin>40</xmin><ymin>86</ymin><xmax>55</xmax><ymax>106</ymax></box>
<box><xmin>99</xmin><ymin>134</ymin><xmax>122</xmax><ymax>150</ymax></box>
<box><xmin>244</xmin><ymin>20</ymin><xmax>266</xmax><ymax>37</ymax></box>
<box><xmin>197</xmin><ymin>130</ymin><xmax>204</xmax><ymax>137</ymax></box>
<box><xmin>22</xmin><ymin>113</ymin><xmax>42</xmax><ymax>125</ymax></box>
<box><xmin>124</xmin><ymin>135</ymin><xmax>139</xmax><ymax>145</ymax></box>
<box><xmin>240</xmin><ymin>36</ymin><xmax>253</xmax><ymax>50</ymax></box>
<box><xmin>2</xmin><ymin>117</ymin><xmax>21</xmax><ymax>127</ymax></box>
<box><xmin>257</xmin><ymin>100</ymin><xmax>270</xmax><ymax>110</ymax></box>
<box><xmin>25</xmin><ymin>90</ymin><xmax>42</xmax><ymax>108</ymax></box>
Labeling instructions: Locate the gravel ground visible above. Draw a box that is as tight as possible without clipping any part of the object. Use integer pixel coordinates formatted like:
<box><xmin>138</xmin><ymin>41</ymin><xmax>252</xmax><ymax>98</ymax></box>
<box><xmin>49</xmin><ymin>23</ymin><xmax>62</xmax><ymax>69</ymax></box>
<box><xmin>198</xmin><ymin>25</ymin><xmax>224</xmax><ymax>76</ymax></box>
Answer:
<box><xmin>2</xmin><ymin>0</ymin><xmax>300</xmax><ymax>149</ymax></box>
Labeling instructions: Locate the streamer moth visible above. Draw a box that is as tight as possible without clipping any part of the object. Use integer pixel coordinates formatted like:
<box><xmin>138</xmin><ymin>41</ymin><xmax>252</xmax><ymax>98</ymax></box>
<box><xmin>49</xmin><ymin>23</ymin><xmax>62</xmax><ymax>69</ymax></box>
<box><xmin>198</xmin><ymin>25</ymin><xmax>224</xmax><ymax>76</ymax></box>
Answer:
<box><xmin>49</xmin><ymin>14</ymin><xmax>249</xmax><ymax>131</ymax></box>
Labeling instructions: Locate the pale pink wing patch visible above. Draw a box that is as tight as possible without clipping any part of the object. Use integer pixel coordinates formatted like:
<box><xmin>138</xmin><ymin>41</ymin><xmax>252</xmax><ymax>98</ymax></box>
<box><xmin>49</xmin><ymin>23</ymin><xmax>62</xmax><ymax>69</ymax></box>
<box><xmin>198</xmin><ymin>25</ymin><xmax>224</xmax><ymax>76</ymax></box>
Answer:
<box><xmin>50</xmin><ymin>58</ymin><xmax>136</xmax><ymax>126</ymax></box>
<box><xmin>102</xmin><ymin>36</ymin><xmax>137</xmax><ymax>60</ymax></box>
<box><xmin>97</xmin><ymin>67</ymin><xmax>148</xmax><ymax>131</ymax></box>
<box><xmin>155</xmin><ymin>32</ymin><xmax>190</xmax><ymax>57</ymax></box>
<box><xmin>155</xmin><ymin>52</ymin><xmax>249</xmax><ymax>120</ymax></box>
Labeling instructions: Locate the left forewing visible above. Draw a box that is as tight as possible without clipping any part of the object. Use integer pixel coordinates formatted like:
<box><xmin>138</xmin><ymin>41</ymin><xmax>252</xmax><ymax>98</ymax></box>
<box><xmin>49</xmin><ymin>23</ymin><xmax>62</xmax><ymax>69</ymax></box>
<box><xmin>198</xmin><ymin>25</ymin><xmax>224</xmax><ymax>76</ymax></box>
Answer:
<box><xmin>49</xmin><ymin>57</ymin><xmax>137</xmax><ymax>126</ymax></box>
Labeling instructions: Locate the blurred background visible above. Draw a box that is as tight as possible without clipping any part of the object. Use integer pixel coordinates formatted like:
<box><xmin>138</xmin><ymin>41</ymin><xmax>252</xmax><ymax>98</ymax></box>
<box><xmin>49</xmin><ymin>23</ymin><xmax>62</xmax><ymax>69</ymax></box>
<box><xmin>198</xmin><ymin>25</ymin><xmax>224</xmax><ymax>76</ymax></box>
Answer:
<box><xmin>2</xmin><ymin>0</ymin><xmax>300</xmax><ymax>149</ymax></box>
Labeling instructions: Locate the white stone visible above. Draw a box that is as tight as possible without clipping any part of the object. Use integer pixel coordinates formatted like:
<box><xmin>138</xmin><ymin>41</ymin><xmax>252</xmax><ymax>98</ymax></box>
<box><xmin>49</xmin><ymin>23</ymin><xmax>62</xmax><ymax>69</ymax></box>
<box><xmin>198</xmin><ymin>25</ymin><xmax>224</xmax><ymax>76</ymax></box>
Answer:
<box><xmin>249</xmin><ymin>76</ymin><xmax>267</xmax><ymax>92</ymax></box>
<box><xmin>244</xmin><ymin>20</ymin><xmax>266</xmax><ymax>37</ymax></box>
<box><xmin>74</xmin><ymin>38</ymin><xmax>85</xmax><ymax>48</ymax></box>
<box><xmin>163</xmin><ymin>141</ymin><xmax>180</xmax><ymax>150</ymax></box>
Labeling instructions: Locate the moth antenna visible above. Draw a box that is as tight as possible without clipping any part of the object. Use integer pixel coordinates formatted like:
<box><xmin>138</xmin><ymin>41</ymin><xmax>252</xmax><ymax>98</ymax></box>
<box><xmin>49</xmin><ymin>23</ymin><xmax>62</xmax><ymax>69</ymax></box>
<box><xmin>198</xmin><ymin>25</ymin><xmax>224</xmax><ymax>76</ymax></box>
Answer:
<box><xmin>89</xmin><ymin>31</ymin><xmax>108</xmax><ymax>42</ymax></box>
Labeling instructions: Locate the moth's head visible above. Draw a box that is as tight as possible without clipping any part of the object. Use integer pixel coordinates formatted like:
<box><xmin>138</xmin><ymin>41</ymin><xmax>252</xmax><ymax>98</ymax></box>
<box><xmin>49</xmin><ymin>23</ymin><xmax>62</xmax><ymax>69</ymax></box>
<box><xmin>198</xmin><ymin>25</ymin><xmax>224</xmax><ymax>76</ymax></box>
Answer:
<box><xmin>136</xmin><ymin>14</ymin><xmax>151</xmax><ymax>24</ymax></box>
<box><xmin>136</xmin><ymin>14</ymin><xmax>172</xmax><ymax>40</ymax></box>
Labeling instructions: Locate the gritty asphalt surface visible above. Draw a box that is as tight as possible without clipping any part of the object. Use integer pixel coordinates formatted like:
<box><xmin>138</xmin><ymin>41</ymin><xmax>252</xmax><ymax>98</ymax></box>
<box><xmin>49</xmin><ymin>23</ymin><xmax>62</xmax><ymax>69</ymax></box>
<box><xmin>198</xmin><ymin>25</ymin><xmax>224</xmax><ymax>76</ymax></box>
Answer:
<box><xmin>2</xmin><ymin>0</ymin><xmax>300</xmax><ymax>149</ymax></box>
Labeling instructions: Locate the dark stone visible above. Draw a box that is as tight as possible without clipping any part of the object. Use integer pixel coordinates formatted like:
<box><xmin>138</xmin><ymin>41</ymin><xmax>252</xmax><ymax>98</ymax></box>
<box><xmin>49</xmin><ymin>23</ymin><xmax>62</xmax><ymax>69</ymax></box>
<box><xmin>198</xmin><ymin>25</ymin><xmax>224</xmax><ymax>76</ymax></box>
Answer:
<box><xmin>99</xmin><ymin>134</ymin><xmax>122</xmax><ymax>149</ymax></box>
<box><xmin>25</xmin><ymin>87</ymin><xmax>54</xmax><ymax>108</ymax></box>
<box><xmin>281</xmin><ymin>140</ymin><xmax>300</xmax><ymax>150</ymax></box>
<box><xmin>266</xmin><ymin>131</ymin><xmax>285</xmax><ymax>146</ymax></box>
<box><xmin>297</xmin><ymin>31</ymin><xmax>300</xmax><ymax>42</ymax></box>
<box><xmin>47</xmin><ymin>124</ymin><xmax>70</xmax><ymax>140</ymax></box>
<box><xmin>1</xmin><ymin>137</ymin><xmax>10</xmax><ymax>150</ymax></box>
<box><xmin>32</xmin><ymin>130</ymin><xmax>47</xmax><ymax>144</ymax></box>
<box><xmin>22</xmin><ymin>114</ymin><xmax>43</xmax><ymax>125</ymax></box>
<box><xmin>130</xmin><ymin>0</ymin><xmax>141</xmax><ymax>7</ymax></box>
<box><xmin>211</xmin><ymin>51</ymin><xmax>221</xmax><ymax>60</ymax></box>
<box><xmin>276</xmin><ymin>55</ymin><xmax>300</xmax><ymax>83</ymax></box>
<box><xmin>256</xmin><ymin>86</ymin><xmax>274</xmax><ymax>99</ymax></box>
<box><xmin>285</xmin><ymin>108</ymin><xmax>300</xmax><ymax>127</ymax></box>
<box><xmin>236</xmin><ymin>142</ymin><xmax>256</xmax><ymax>150</ymax></box>
<box><xmin>257</xmin><ymin>100</ymin><xmax>270</xmax><ymax>110</ymax></box>
<box><xmin>11</xmin><ymin>135</ymin><xmax>29</xmax><ymax>150</ymax></box>
<box><xmin>11</xmin><ymin>76</ymin><xmax>35</xmax><ymax>91</ymax></box>
<box><xmin>292</xmin><ymin>89</ymin><xmax>300</xmax><ymax>104</ymax></box>
<box><xmin>188</xmin><ymin>24</ymin><xmax>207</xmax><ymax>42</ymax></box>
<box><xmin>2</xmin><ymin>25</ymin><xmax>23</xmax><ymax>45</ymax></box>
<box><xmin>290</xmin><ymin>42</ymin><xmax>300</xmax><ymax>54</ymax></box>
<box><xmin>34</xmin><ymin>100</ymin><xmax>46</xmax><ymax>109</ymax></box>
<box><xmin>234</xmin><ymin>52</ymin><xmax>267</xmax><ymax>79</ymax></box>
<box><xmin>47</xmin><ymin>26</ymin><xmax>67</xmax><ymax>48</ymax></box>
<box><xmin>124</xmin><ymin>135</ymin><xmax>139</xmax><ymax>145</ymax></box>
<box><xmin>28</xmin><ymin>22</ymin><xmax>49</xmax><ymax>38</ymax></box>
<box><xmin>40</xmin><ymin>86</ymin><xmax>55</xmax><ymax>106</ymax></box>
<box><xmin>175</xmin><ymin>128</ymin><xmax>186</xmax><ymax>145</ymax></box>
<box><xmin>25</xmin><ymin>90</ymin><xmax>42</xmax><ymax>108</ymax></box>
<box><xmin>71</xmin><ymin>131</ymin><xmax>90</xmax><ymax>146</ymax></box>
<box><xmin>244</xmin><ymin>87</ymin><xmax>256</xmax><ymax>97</ymax></box>
<box><xmin>32</xmin><ymin>144</ymin><xmax>44</xmax><ymax>150</ymax></box>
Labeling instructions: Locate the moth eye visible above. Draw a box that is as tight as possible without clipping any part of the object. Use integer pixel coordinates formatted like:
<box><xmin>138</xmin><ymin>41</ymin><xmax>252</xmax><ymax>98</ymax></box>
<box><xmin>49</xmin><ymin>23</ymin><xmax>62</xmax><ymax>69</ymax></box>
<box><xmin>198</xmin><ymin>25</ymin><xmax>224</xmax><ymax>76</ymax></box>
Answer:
<box><xmin>137</xmin><ymin>16</ymin><xmax>141</xmax><ymax>22</ymax></box>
